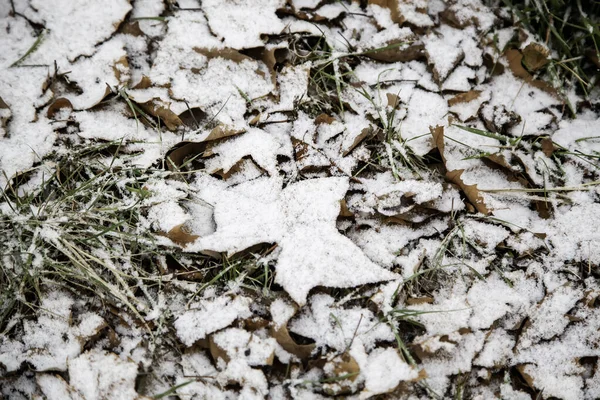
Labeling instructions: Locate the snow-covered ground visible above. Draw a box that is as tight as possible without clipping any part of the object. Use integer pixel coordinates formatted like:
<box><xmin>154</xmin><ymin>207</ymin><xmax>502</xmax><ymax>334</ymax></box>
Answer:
<box><xmin>1</xmin><ymin>0</ymin><xmax>600</xmax><ymax>399</ymax></box>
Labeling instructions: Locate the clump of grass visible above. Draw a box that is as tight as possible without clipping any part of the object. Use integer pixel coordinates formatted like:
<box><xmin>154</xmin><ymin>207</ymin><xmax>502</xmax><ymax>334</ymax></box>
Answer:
<box><xmin>289</xmin><ymin>34</ymin><xmax>356</xmax><ymax>116</ymax></box>
<box><xmin>501</xmin><ymin>0</ymin><xmax>600</xmax><ymax>99</ymax></box>
<box><xmin>0</xmin><ymin>141</ymin><xmax>280</xmax><ymax>333</ymax></box>
<box><xmin>0</xmin><ymin>143</ymin><xmax>161</xmax><ymax>331</ymax></box>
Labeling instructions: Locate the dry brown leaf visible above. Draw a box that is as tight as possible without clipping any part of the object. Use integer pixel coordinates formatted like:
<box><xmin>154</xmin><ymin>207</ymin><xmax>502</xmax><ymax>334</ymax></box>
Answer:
<box><xmin>365</xmin><ymin>43</ymin><xmax>425</xmax><ymax>63</ymax></box>
<box><xmin>386</xmin><ymin>93</ymin><xmax>400</xmax><ymax>108</ymax></box>
<box><xmin>0</xmin><ymin>96</ymin><xmax>11</xmax><ymax>132</ymax></box>
<box><xmin>292</xmin><ymin>137</ymin><xmax>310</xmax><ymax>163</ymax></box>
<box><xmin>323</xmin><ymin>352</ymin><xmax>361</xmax><ymax>396</ymax></box>
<box><xmin>120</xmin><ymin>21</ymin><xmax>145</xmax><ymax>37</ymax></box>
<box><xmin>406</xmin><ymin>296</ymin><xmax>434</xmax><ymax>305</ymax></box>
<box><xmin>505</xmin><ymin>49</ymin><xmax>556</xmax><ymax>95</ymax></box>
<box><xmin>270</xmin><ymin>324</ymin><xmax>315</xmax><ymax>361</ymax></box>
<box><xmin>112</xmin><ymin>55</ymin><xmax>129</xmax><ymax>83</ymax></box>
<box><xmin>212</xmin><ymin>157</ymin><xmax>264</xmax><ymax>179</ymax></box>
<box><xmin>137</xmin><ymin>99</ymin><xmax>182</xmax><ymax>131</ymax></box>
<box><xmin>522</xmin><ymin>43</ymin><xmax>550</xmax><ymax>72</ymax></box>
<box><xmin>178</xmin><ymin>107</ymin><xmax>207</xmax><ymax>128</ymax></box>
<box><xmin>516</xmin><ymin>364</ymin><xmax>536</xmax><ymax>390</ymax></box>
<box><xmin>165</xmin><ymin>142</ymin><xmax>207</xmax><ymax>171</ymax></box>
<box><xmin>448</xmin><ymin>90</ymin><xmax>481</xmax><ymax>107</ymax></box>
<box><xmin>132</xmin><ymin>75</ymin><xmax>153</xmax><ymax>90</ymax></box>
<box><xmin>483</xmin><ymin>53</ymin><xmax>505</xmax><ymax>76</ymax></box>
<box><xmin>430</xmin><ymin>125</ymin><xmax>491</xmax><ymax>215</ymax></box>
<box><xmin>165</xmin><ymin>126</ymin><xmax>244</xmax><ymax>171</ymax></box>
<box><xmin>194</xmin><ymin>47</ymin><xmax>253</xmax><ymax>64</ymax></box>
<box><xmin>161</xmin><ymin>224</ymin><xmax>199</xmax><ymax>246</ymax></box>
<box><xmin>342</xmin><ymin>127</ymin><xmax>372</xmax><ymax>157</ymax></box>
<box><xmin>339</xmin><ymin>199</ymin><xmax>354</xmax><ymax>217</ymax></box>
<box><xmin>241</xmin><ymin>47</ymin><xmax>287</xmax><ymax>85</ymax></box>
<box><xmin>208</xmin><ymin>335</ymin><xmax>230</xmax><ymax>363</ymax></box>
<box><xmin>540</xmin><ymin>137</ymin><xmax>556</xmax><ymax>157</ymax></box>
<box><xmin>485</xmin><ymin>153</ymin><xmax>513</xmax><ymax>171</ymax></box>
<box><xmin>204</xmin><ymin>124</ymin><xmax>245</xmax><ymax>142</ymax></box>
<box><xmin>47</xmin><ymin>98</ymin><xmax>73</xmax><ymax>119</ymax></box>
<box><xmin>315</xmin><ymin>113</ymin><xmax>336</xmax><ymax>125</ymax></box>
<box><xmin>427</xmin><ymin>49</ymin><xmax>464</xmax><ymax>83</ymax></box>
<box><xmin>242</xmin><ymin>317</ymin><xmax>270</xmax><ymax>331</ymax></box>
<box><xmin>368</xmin><ymin>0</ymin><xmax>402</xmax><ymax>23</ymax></box>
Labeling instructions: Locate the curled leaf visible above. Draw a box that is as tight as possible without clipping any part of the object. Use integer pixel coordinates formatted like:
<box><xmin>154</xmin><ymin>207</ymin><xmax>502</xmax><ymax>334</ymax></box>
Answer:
<box><xmin>47</xmin><ymin>98</ymin><xmax>73</xmax><ymax>119</ymax></box>
<box><xmin>162</xmin><ymin>224</ymin><xmax>199</xmax><ymax>246</ymax></box>
<box><xmin>522</xmin><ymin>43</ymin><xmax>549</xmax><ymax>72</ymax></box>
<box><xmin>505</xmin><ymin>49</ymin><xmax>556</xmax><ymax>95</ymax></box>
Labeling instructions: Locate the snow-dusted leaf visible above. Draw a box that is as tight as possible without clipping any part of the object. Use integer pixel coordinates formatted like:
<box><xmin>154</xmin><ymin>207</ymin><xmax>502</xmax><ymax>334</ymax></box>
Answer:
<box><xmin>174</xmin><ymin>295</ymin><xmax>252</xmax><ymax>346</ymax></box>
<box><xmin>23</xmin><ymin>0</ymin><xmax>131</xmax><ymax>64</ymax></box>
<box><xmin>188</xmin><ymin>176</ymin><xmax>398</xmax><ymax>305</ymax></box>
<box><xmin>201</xmin><ymin>0</ymin><xmax>285</xmax><ymax>49</ymax></box>
<box><xmin>0</xmin><ymin>291</ymin><xmax>105</xmax><ymax>372</ymax></box>
<box><xmin>68</xmin><ymin>350</ymin><xmax>141</xmax><ymax>400</ymax></box>
<box><xmin>289</xmin><ymin>294</ymin><xmax>395</xmax><ymax>350</ymax></box>
<box><xmin>204</xmin><ymin>128</ymin><xmax>293</xmax><ymax>176</ymax></box>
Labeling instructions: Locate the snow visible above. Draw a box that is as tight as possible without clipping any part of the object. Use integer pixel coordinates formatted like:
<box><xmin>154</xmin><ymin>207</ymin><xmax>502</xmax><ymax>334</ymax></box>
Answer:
<box><xmin>289</xmin><ymin>294</ymin><xmax>395</xmax><ymax>352</ymax></box>
<box><xmin>24</xmin><ymin>0</ymin><xmax>131</xmax><ymax>64</ymax></box>
<box><xmin>174</xmin><ymin>295</ymin><xmax>252</xmax><ymax>346</ymax></box>
<box><xmin>201</xmin><ymin>0</ymin><xmax>285</xmax><ymax>49</ymax></box>
<box><xmin>187</xmin><ymin>175</ymin><xmax>398</xmax><ymax>305</ymax></box>
<box><xmin>2</xmin><ymin>0</ymin><xmax>600</xmax><ymax>398</ymax></box>
<box><xmin>359</xmin><ymin>347</ymin><xmax>419</xmax><ymax>395</ymax></box>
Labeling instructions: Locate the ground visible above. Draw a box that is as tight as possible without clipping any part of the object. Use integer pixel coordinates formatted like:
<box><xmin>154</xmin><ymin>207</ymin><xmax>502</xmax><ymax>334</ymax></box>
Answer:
<box><xmin>1</xmin><ymin>0</ymin><xmax>600</xmax><ymax>399</ymax></box>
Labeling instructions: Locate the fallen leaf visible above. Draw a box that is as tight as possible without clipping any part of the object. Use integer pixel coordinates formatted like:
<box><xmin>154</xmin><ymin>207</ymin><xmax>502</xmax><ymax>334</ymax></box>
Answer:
<box><xmin>322</xmin><ymin>352</ymin><xmax>360</xmax><ymax>396</ymax></box>
<box><xmin>315</xmin><ymin>113</ymin><xmax>336</xmax><ymax>125</ymax></box>
<box><xmin>165</xmin><ymin>126</ymin><xmax>245</xmax><ymax>171</ymax></box>
<box><xmin>339</xmin><ymin>199</ymin><xmax>354</xmax><ymax>217</ymax></box>
<box><xmin>136</xmin><ymin>98</ymin><xmax>182</xmax><ymax>131</ymax></box>
<box><xmin>292</xmin><ymin>137</ymin><xmax>310</xmax><ymax>163</ymax></box>
<box><xmin>162</xmin><ymin>224</ymin><xmax>199</xmax><ymax>246</ymax></box>
<box><xmin>36</xmin><ymin>375</ymin><xmax>76</xmax><ymax>399</ymax></box>
<box><xmin>208</xmin><ymin>335</ymin><xmax>230</xmax><ymax>364</ymax></box>
<box><xmin>505</xmin><ymin>49</ymin><xmax>556</xmax><ymax>95</ymax></box>
<box><xmin>270</xmin><ymin>324</ymin><xmax>316</xmax><ymax>361</ymax></box>
<box><xmin>132</xmin><ymin>75</ymin><xmax>153</xmax><ymax>90</ymax></box>
<box><xmin>430</xmin><ymin>125</ymin><xmax>491</xmax><ymax>215</ymax></box>
<box><xmin>516</xmin><ymin>364</ymin><xmax>536</xmax><ymax>389</ymax></box>
<box><xmin>342</xmin><ymin>127</ymin><xmax>371</xmax><ymax>156</ymax></box>
<box><xmin>120</xmin><ymin>20</ymin><xmax>144</xmax><ymax>37</ymax></box>
<box><xmin>522</xmin><ymin>43</ymin><xmax>549</xmax><ymax>72</ymax></box>
<box><xmin>194</xmin><ymin>47</ymin><xmax>253</xmax><ymax>64</ymax></box>
<box><xmin>365</xmin><ymin>43</ymin><xmax>425</xmax><ymax>63</ymax></box>
<box><xmin>386</xmin><ymin>93</ymin><xmax>400</xmax><ymax>108</ymax></box>
<box><xmin>47</xmin><ymin>98</ymin><xmax>73</xmax><ymax>119</ymax></box>
<box><xmin>540</xmin><ymin>137</ymin><xmax>555</xmax><ymax>157</ymax></box>
<box><xmin>447</xmin><ymin>90</ymin><xmax>481</xmax><ymax>106</ymax></box>
<box><xmin>406</xmin><ymin>296</ymin><xmax>435</xmax><ymax>305</ymax></box>
<box><xmin>68</xmin><ymin>350</ymin><xmax>141</xmax><ymax>400</ymax></box>
<box><xmin>178</xmin><ymin>107</ymin><xmax>207</xmax><ymax>128</ymax></box>
<box><xmin>186</xmin><ymin>176</ymin><xmax>399</xmax><ymax>305</ymax></box>
<box><xmin>0</xmin><ymin>96</ymin><xmax>11</xmax><ymax>134</ymax></box>
<box><xmin>368</xmin><ymin>0</ymin><xmax>402</xmax><ymax>24</ymax></box>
